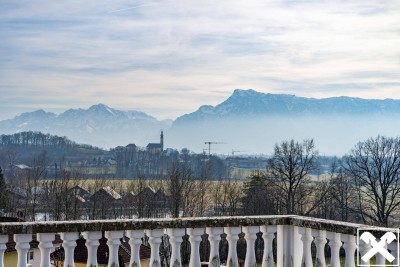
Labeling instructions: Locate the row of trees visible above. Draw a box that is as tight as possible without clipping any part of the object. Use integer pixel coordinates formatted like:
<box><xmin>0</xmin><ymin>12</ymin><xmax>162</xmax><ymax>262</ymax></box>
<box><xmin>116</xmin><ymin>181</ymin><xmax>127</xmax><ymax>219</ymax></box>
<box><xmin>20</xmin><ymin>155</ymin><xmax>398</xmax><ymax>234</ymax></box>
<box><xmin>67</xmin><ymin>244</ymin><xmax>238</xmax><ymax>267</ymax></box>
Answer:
<box><xmin>0</xmin><ymin>131</ymin><xmax>229</xmax><ymax>180</ymax></box>
<box><xmin>242</xmin><ymin>136</ymin><xmax>400</xmax><ymax>226</ymax></box>
<box><xmin>2</xmin><ymin>135</ymin><xmax>400</xmax><ymax>226</ymax></box>
<box><xmin>0</xmin><ymin>149</ymin><xmax>239</xmax><ymax>221</ymax></box>
<box><xmin>114</xmin><ymin>145</ymin><xmax>228</xmax><ymax>179</ymax></box>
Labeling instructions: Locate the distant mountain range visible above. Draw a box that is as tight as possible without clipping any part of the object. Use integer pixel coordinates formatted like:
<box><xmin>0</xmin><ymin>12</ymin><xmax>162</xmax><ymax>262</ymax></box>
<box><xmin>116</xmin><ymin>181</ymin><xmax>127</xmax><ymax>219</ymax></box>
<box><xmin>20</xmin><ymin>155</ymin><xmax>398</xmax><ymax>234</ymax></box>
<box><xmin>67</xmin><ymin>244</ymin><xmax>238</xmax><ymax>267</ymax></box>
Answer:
<box><xmin>174</xmin><ymin>89</ymin><xmax>400</xmax><ymax>125</ymax></box>
<box><xmin>2</xmin><ymin>89</ymin><xmax>400</xmax><ymax>155</ymax></box>
<box><xmin>170</xmin><ymin>89</ymin><xmax>400</xmax><ymax>155</ymax></box>
<box><xmin>0</xmin><ymin>104</ymin><xmax>172</xmax><ymax>148</ymax></box>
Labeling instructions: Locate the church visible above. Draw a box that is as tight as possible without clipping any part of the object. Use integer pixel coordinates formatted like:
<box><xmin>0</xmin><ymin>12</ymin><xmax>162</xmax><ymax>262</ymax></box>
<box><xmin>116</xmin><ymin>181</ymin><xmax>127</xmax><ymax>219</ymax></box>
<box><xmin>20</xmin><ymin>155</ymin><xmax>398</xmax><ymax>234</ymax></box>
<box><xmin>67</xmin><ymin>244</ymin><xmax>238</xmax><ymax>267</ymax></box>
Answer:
<box><xmin>146</xmin><ymin>131</ymin><xmax>164</xmax><ymax>154</ymax></box>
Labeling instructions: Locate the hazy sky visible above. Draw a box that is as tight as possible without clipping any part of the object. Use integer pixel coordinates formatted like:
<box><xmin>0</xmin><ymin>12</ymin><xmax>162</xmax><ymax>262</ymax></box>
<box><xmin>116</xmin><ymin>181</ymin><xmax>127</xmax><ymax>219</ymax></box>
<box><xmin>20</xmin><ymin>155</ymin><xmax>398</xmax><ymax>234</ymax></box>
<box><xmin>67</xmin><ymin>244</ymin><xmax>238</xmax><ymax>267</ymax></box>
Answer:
<box><xmin>1</xmin><ymin>0</ymin><xmax>399</xmax><ymax>121</ymax></box>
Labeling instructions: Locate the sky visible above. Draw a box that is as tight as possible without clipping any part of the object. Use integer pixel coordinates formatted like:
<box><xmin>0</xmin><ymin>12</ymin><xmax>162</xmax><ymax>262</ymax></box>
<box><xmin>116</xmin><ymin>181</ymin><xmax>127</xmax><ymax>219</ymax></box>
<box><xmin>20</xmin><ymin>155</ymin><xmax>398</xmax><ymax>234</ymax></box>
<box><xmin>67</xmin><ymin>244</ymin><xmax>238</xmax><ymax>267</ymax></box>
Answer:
<box><xmin>1</xmin><ymin>0</ymin><xmax>400</xmax><ymax>121</ymax></box>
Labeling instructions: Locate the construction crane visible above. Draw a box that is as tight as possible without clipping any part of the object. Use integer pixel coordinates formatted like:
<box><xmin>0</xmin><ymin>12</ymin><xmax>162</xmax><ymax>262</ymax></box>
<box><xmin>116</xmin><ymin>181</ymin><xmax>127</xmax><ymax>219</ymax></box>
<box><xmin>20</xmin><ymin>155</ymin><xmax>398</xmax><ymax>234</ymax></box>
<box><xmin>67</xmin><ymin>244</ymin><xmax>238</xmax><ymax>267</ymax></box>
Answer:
<box><xmin>204</xmin><ymin>141</ymin><xmax>226</xmax><ymax>156</ymax></box>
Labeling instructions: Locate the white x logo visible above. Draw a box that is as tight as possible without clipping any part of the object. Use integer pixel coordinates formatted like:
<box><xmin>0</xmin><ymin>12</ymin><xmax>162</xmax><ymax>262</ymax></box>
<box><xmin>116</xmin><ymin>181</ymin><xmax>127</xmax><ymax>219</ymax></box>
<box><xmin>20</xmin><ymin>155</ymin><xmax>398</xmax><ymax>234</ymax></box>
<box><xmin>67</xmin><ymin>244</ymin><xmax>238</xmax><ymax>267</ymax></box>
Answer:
<box><xmin>360</xmin><ymin>232</ymin><xmax>396</xmax><ymax>262</ymax></box>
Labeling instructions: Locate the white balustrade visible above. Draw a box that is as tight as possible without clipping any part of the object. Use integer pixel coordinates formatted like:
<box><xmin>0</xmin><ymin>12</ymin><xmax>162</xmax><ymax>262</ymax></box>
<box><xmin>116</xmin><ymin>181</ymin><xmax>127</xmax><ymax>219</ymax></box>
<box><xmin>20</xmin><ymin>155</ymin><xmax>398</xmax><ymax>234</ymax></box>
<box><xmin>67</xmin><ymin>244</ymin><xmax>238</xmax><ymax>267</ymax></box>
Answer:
<box><xmin>375</xmin><ymin>248</ymin><xmax>386</xmax><ymax>266</ymax></box>
<box><xmin>167</xmin><ymin>228</ymin><xmax>185</xmax><ymax>267</ymax></box>
<box><xmin>260</xmin><ymin>225</ymin><xmax>275</xmax><ymax>267</ymax></box>
<box><xmin>105</xmin><ymin>231</ymin><xmax>124</xmax><ymax>267</ymax></box>
<box><xmin>127</xmin><ymin>230</ymin><xmax>144</xmax><ymax>267</ymax></box>
<box><xmin>312</xmin><ymin>230</ymin><xmax>326</xmax><ymax>267</ymax></box>
<box><xmin>0</xmin><ymin>235</ymin><xmax>7</xmax><ymax>267</ymax></box>
<box><xmin>206</xmin><ymin>227</ymin><xmax>223</xmax><ymax>267</ymax></box>
<box><xmin>60</xmin><ymin>232</ymin><xmax>79</xmax><ymax>267</ymax></box>
<box><xmin>14</xmin><ymin>234</ymin><xmax>31</xmax><ymax>267</ymax></box>
<box><xmin>243</xmin><ymin>226</ymin><xmax>259</xmax><ymax>267</ymax></box>
<box><xmin>3</xmin><ymin>216</ymin><xmax>400</xmax><ymax>267</ymax></box>
<box><xmin>224</xmin><ymin>226</ymin><xmax>240</xmax><ymax>267</ymax></box>
<box><xmin>188</xmin><ymin>228</ymin><xmax>204</xmax><ymax>267</ymax></box>
<box><xmin>342</xmin><ymin>234</ymin><xmax>357</xmax><ymax>267</ymax></box>
<box><xmin>358</xmin><ymin>240</ymin><xmax>371</xmax><ymax>267</ymax></box>
<box><xmin>82</xmin><ymin>231</ymin><xmax>102</xmax><ymax>267</ymax></box>
<box><xmin>277</xmin><ymin>225</ymin><xmax>303</xmax><ymax>267</ymax></box>
<box><xmin>37</xmin><ymin>233</ymin><xmax>55</xmax><ymax>267</ymax></box>
<box><xmin>299</xmin><ymin>227</ymin><xmax>313</xmax><ymax>267</ymax></box>
<box><xmin>389</xmin><ymin>242</ymin><xmax>399</xmax><ymax>266</ymax></box>
<box><xmin>146</xmin><ymin>229</ymin><xmax>164</xmax><ymax>267</ymax></box>
<box><xmin>326</xmin><ymin>232</ymin><xmax>341</xmax><ymax>267</ymax></box>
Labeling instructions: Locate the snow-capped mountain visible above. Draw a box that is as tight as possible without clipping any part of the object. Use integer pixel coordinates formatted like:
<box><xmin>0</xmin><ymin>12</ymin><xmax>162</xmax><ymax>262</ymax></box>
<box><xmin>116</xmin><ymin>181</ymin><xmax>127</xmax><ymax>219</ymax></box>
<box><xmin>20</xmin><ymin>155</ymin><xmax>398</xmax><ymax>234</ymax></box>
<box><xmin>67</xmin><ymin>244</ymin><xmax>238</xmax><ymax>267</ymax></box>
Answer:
<box><xmin>3</xmin><ymin>90</ymin><xmax>400</xmax><ymax>155</ymax></box>
<box><xmin>0</xmin><ymin>104</ymin><xmax>171</xmax><ymax>148</ymax></box>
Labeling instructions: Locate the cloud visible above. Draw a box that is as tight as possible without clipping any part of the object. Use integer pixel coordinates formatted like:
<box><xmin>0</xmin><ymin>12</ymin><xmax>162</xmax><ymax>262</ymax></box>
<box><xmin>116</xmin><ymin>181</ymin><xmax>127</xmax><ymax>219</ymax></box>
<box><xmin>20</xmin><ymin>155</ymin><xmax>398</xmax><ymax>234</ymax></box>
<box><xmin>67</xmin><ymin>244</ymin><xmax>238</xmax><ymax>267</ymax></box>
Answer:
<box><xmin>0</xmin><ymin>0</ymin><xmax>399</xmax><ymax>120</ymax></box>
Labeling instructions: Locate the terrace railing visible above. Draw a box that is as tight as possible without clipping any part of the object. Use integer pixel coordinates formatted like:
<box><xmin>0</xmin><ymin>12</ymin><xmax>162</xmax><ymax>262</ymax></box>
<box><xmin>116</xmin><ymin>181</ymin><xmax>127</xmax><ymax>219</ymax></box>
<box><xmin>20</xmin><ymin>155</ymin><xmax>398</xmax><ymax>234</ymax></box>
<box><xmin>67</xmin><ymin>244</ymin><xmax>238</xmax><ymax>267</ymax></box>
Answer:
<box><xmin>0</xmin><ymin>215</ymin><xmax>398</xmax><ymax>267</ymax></box>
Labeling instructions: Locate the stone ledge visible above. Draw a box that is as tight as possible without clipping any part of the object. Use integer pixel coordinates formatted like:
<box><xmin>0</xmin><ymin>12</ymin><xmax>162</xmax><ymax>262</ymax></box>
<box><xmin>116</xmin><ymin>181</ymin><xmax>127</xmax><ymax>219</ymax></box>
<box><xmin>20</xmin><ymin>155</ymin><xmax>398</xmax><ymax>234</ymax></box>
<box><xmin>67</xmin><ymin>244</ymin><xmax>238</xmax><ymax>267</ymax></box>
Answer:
<box><xmin>0</xmin><ymin>215</ymin><xmax>390</xmax><ymax>235</ymax></box>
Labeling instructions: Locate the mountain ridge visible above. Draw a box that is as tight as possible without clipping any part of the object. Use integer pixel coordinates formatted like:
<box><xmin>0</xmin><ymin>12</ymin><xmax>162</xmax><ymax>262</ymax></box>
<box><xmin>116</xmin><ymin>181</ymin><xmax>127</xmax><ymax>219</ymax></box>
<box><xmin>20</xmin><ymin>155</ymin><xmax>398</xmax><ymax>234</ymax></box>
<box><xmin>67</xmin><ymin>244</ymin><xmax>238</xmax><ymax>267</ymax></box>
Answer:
<box><xmin>3</xmin><ymin>89</ymin><xmax>400</xmax><ymax>154</ymax></box>
<box><xmin>0</xmin><ymin>103</ymin><xmax>171</xmax><ymax>149</ymax></box>
<box><xmin>167</xmin><ymin>89</ymin><xmax>400</xmax><ymax>155</ymax></box>
<box><xmin>174</xmin><ymin>89</ymin><xmax>400</xmax><ymax>126</ymax></box>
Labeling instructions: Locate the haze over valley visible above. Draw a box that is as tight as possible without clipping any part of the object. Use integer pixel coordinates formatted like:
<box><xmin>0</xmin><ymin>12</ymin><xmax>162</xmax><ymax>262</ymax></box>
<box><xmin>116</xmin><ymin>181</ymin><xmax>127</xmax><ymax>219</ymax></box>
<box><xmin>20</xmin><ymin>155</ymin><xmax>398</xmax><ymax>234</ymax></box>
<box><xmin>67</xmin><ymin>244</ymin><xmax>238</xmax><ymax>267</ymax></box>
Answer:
<box><xmin>2</xmin><ymin>89</ymin><xmax>400</xmax><ymax>155</ymax></box>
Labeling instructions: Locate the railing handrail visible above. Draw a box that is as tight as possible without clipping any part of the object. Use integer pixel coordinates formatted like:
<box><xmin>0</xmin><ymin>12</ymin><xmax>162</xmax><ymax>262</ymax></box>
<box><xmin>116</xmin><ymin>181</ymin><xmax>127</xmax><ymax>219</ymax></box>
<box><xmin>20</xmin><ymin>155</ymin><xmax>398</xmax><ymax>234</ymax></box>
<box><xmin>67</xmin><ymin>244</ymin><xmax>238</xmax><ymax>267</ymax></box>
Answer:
<box><xmin>0</xmin><ymin>215</ymin><xmax>392</xmax><ymax>235</ymax></box>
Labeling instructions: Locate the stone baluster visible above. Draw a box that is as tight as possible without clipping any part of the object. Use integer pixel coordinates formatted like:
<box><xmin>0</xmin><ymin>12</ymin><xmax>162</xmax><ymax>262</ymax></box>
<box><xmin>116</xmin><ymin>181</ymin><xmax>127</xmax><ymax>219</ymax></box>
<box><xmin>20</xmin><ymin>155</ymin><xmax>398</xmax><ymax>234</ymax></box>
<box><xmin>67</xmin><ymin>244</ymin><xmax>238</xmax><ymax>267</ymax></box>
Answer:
<box><xmin>82</xmin><ymin>231</ymin><xmax>102</xmax><ymax>267</ymax></box>
<box><xmin>260</xmin><ymin>225</ymin><xmax>276</xmax><ymax>267</ymax></box>
<box><xmin>14</xmin><ymin>234</ymin><xmax>31</xmax><ymax>267</ymax></box>
<box><xmin>0</xmin><ymin>235</ymin><xmax>7</xmax><ymax>267</ymax></box>
<box><xmin>37</xmin><ymin>233</ymin><xmax>55</xmax><ymax>267</ymax></box>
<box><xmin>312</xmin><ymin>230</ymin><xmax>326</xmax><ymax>267</ymax></box>
<box><xmin>167</xmin><ymin>228</ymin><xmax>185</xmax><ymax>267</ymax></box>
<box><xmin>127</xmin><ymin>230</ymin><xmax>144</xmax><ymax>267</ymax></box>
<box><xmin>60</xmin><ymin>232</ymin><xmax>79</xmax><ymax>267</ymax></box>
<box><xmin>105</xmin><ymin>231</ymin><xmax>124</xmax><ymax>267</ymax></box>
<box><xmin>277</xmin><ymin>225</ymin><xmax>301</xmax><ymax>267</ymax></box>
<box><xmin>146</xmin><ymin>229</ymin><xmax>164</xmax><ymax>267</ymax></box>
<box><xmin>342</xmin><ymin>234</ymin><xmax>357</xmax><ymax>267</ymax></box>
<box><xmin>358</xmin><ymin>240</ymin><xmax>371</xmax><ymax>267</ymax></box>
<box><xmin>376</xmin><ymin>248</ymin><xmax>386</xmax><ymax>266</ymax></box>
<box><xmin>206</xmin><ymin>227</ymin><xmax>223</xmax><ymax>267</ymax></box>
<box><xmin>224</xmin><ymin>227</ymin><xmax>240</xmax><ymax>267</ymax></box>
<box><xmin>243</xmin><ymin>226</ymin><xmax>259</xmax><ymax>267</ymax></box>
<box><xmin>299</xmin><ymin>228</ymin><xmax>313</xmax><ymax>267</ymax></box>
<box><xmin>326</xmin><ymin>232</ymin><xmax>341</xmax><ymax>267</ymax></box>
<box><xmin>188</xmin><ymin>228</ymin><xmax>204</xmax><ymax>267</ymax></box>
<box><xmin>388</xmin><ymin>242</ymin><xmax>399</xmax><ymax>266</ymax></box>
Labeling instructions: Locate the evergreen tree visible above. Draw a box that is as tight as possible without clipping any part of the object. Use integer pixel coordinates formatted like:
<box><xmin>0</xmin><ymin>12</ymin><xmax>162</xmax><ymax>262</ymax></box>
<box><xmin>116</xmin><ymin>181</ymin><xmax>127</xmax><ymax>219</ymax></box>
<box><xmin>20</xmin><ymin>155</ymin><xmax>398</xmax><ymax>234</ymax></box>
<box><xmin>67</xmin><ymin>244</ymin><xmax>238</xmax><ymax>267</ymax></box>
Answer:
<box><xmin>242</xmin><ymin>171</ymin><xmax>277</xmax><ymax>215</ymax></box>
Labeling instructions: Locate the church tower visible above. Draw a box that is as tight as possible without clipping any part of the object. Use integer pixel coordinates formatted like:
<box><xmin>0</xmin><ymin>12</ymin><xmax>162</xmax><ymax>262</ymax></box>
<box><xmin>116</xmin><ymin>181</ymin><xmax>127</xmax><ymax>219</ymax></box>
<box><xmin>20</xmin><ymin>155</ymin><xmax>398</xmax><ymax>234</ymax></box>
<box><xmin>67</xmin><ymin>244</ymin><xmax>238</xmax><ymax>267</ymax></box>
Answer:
<box><xmin>160</xmin><ymin>130</ymin><xmax>164</xmax><ymax>151</ymax></box>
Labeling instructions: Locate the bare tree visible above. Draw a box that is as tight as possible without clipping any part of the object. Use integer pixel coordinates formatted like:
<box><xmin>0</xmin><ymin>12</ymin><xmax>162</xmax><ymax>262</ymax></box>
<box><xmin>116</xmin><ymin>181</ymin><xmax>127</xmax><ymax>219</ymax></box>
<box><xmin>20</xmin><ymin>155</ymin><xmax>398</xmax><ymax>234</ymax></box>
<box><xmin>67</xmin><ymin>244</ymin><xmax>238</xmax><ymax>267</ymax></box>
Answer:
<box><xmin>223</xmin><ymin>179</ymin><xmax>243</xmax><ymax>216</ymax></box>
<box><xmin>134</xmin><ymin>175</ymin><xmax>149</xmax><ymax>218</ymax></box>
<box><xmin>87</xmin><ymin>175</ymin><xmax>108</xmax><ymax>219</ymax></box>
<box><xmin>342</xmin><ymin>136</ymin><xmax>400</xmax><ymax>226</ymax></box>
<box><xmin>25</xmin><ymin>151</ymin><xmax>48</xmax><ymax>221</ymax></box>
<box><xmin>41</xmin><ymin>169</ymin><xmax>80</xmax><ymax>221</ymax></box>
<box><xmin>266</xmin><ymin>139</ymin><xmax>319</xmax><ymax>215</ymax></box>
<box><xmin>190</xmin><ymin>160</ymin><xmax>212</xmax><ymax>216</ymax></box>
<box><xmin>327</xmin><ymin>161</ymin><xmax>358</xmax><ymax>222</ymax></box>
<box><xmin>168</xmin><ymin>162</ymin><xmax>193</xmax><ymax>217</ymax></box>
